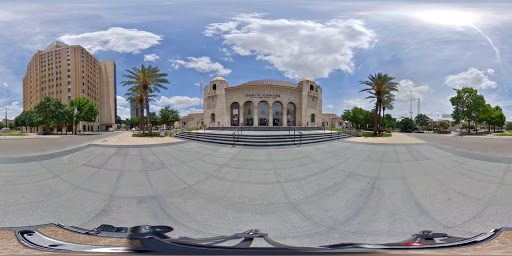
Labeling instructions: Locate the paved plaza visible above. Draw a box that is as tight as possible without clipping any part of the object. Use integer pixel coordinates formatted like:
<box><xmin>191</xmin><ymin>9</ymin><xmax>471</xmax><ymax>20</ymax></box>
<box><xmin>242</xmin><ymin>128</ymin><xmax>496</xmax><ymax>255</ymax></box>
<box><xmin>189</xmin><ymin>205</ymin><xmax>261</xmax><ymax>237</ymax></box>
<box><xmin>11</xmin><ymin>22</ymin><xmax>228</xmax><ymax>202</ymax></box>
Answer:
<box><xmin>0</xmin><ymin>133</ymin><xmax>511</xmax><ymax>247</ymax></box>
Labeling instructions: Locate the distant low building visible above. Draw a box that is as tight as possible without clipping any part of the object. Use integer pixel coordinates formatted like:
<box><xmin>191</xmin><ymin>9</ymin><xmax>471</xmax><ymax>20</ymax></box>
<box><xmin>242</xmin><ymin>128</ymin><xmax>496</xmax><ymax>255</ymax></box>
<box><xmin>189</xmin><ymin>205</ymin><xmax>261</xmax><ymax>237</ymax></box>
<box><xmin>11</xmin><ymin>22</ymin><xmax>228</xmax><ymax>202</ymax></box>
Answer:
<box><xmin>130</xmin><ymin>100</ymin><xmax>143</xmax><ymax>119</ymax></box>
<box><xmin>2</xmin><ymin>119</ymin><xmax>14</xmax><ymax>126</ymax></box>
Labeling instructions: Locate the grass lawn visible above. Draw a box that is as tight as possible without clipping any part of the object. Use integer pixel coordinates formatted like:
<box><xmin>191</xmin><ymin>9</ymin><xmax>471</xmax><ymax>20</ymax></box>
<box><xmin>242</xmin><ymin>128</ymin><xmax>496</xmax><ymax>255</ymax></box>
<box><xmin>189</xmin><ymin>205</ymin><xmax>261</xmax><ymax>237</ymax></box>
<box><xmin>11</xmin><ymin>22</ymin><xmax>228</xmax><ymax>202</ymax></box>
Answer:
<box><xmin>132</xmin><ymin>131</ymin><xmax>169</xmax><ymax>137</ymax></box>
<box><xmin>362</xmin><ymin>131</ymin><xmax>392</xmax><ymax>137</ymax></box>
<box><xmin>495</xmin><ymin>133</ymin><xmax>512</xmax><ymax>136</ymax></box>
<box><xmin>1</xmin><ymin>133</ymin><xmax>28</xmax><ymax>136</ymax></box>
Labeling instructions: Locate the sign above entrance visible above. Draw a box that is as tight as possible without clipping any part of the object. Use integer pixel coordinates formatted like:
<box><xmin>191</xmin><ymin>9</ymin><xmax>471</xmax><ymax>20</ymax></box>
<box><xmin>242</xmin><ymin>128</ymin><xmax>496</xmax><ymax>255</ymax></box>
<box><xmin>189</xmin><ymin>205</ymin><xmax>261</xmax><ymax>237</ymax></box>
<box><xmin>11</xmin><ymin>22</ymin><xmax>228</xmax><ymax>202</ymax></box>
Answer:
<box><xmin>246</xmin><ymin>94</ymin><xmax>281</xmax><ymax>98</ymax></box>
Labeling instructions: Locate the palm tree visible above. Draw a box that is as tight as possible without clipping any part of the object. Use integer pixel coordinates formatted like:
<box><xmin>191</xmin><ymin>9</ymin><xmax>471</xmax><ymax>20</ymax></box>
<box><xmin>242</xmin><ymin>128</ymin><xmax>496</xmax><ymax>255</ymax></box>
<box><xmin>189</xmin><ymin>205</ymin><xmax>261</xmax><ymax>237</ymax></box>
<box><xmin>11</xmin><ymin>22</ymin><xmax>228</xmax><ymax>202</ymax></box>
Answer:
<box><xmin>122</xmin><ymin>65</ymin><xmax>170</xmax><ymax>135</ymax></box>
<box><xmin>125</xmin><ymin>85</ymin><xmax>158</xmax><ymax>133</ymax></box>
<box><xmin>125</xmin><ymin>85</ymin><xmax>145</xmax><ymax>133</ymax></box>
<box><xmin>381</xmin><ymin>92</ymin><xmax>395</xmax><ymax>131</ymax></box>
<box><xmin>359</xmin><ymin>73</ymin><xmax>398</xmax><ymax>135</ymax></box>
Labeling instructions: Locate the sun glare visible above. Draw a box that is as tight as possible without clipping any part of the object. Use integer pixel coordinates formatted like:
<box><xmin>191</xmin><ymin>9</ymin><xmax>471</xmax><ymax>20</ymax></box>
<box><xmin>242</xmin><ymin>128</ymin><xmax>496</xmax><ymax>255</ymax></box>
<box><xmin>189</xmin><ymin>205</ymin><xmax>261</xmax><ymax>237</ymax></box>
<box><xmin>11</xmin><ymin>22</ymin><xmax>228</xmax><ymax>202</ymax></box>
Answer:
<box><xmin>415</xmin><ymin>10</ymin><xmax>477</xmax><ymax>26</ymax></box>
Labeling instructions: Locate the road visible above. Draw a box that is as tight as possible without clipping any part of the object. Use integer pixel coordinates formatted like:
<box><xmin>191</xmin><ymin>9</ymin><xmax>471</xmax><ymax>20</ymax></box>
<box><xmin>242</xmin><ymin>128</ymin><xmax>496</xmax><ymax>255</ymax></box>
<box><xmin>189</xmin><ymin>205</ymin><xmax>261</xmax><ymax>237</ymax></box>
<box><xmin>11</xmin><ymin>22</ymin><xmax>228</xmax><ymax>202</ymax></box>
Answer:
<box><xmin>1</xmin><ymin>138</ymin><xmax>511</xmax><ymax>247</ymax></box>
<box><xmin>407</xmin><ymin>133</ymin><xmax>512</xmax><ymax>157</ymax></box>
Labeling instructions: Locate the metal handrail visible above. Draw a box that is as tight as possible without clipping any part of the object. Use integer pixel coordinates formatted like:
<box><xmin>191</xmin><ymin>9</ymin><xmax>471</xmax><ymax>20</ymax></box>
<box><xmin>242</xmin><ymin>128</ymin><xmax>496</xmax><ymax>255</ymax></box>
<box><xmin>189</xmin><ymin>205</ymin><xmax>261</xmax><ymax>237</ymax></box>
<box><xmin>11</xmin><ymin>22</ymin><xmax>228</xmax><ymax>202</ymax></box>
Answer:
<box><xmin>232</xmin><ymin>125</ymin><xmax>242</xmax><ymax>147</ymax></box>
<box><xmin>288</xmin><ymin>125</ymin><xmax>302</xmax><ymax>147</ymax></box>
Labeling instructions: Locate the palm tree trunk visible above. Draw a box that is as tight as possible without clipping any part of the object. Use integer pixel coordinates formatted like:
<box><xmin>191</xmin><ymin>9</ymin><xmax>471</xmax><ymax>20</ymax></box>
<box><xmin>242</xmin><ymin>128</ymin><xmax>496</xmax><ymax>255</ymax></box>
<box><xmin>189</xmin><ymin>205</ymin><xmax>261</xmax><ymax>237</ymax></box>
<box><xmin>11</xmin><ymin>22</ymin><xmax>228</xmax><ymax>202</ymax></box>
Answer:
<box><xmin>373</xmin><ymin>98</ymin><xmax>380</xmax><ymax>135</ymax></box>
<box><xmin>144</xmin><ymin>87</ymin><xmax>151</xmax><ymax>136</ymax></box>
<box><xmin>381</xmin><ymin>107</ymin><xmax>385</xmax><ymax>133</ymax></box>
<box><xmin>139</xmin><ymin>99</ymin><xmax>145</xmax><ymax>134</ymax></box>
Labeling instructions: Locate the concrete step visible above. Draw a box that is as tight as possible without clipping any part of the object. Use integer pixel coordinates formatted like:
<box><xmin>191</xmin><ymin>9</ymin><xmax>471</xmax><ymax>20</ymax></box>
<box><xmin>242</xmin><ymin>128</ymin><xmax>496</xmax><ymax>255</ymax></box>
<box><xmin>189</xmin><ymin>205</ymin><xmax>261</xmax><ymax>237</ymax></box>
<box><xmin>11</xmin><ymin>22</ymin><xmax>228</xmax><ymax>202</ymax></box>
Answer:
<box><xmin>205</xmin><ymin>126</ymin><xmax>323</xmax><ymax>131</ymax></box>
<box><xmin>175</xmin><ymin>132</ymin><xmax>351</xmax><ymax>146</ymax></box>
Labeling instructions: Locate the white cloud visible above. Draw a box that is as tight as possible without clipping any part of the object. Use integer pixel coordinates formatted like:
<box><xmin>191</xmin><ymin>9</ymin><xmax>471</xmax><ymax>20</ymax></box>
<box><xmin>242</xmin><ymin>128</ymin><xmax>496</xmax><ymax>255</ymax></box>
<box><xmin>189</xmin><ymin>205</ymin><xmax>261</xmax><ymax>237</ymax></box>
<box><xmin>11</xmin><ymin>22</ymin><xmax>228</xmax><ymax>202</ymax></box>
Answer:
<box><xmin>150</xmin><ymin>105</ymin><xmax>163</xmax><ymax>111</ymax></box>
<box><xmin>180</xmin><ymin>107</ymin><xmax>204</xmax><ymax>116</ymax></box>
<box><xmin>154</xmin><ymin>95</ymin><xmax>200</xmax><ymax>109</ymax></box>
<box><xmin>487</xmin><ymin>68</ymin><xmax>495</xmax><ymax>75</ymax></box>
<box><xmin>444</xmin><ymin>67</ymin><xmax>497</xmax><ymax>90</ymax></box>
<box><xmin>116</xmin><ymin>95</ymin><xmax>128</xmax><ymax>106</ymax></box>
<box><xmin>58</xmin><ymin>27</ymin><xmax>162</xmax><ymax>54</ymax></box>
<box><xmin>188</xmin><ymin>107</ymin><xmax>203</xmax><ymax>113</ymax></box>
<box><xmin>0</xmin><ymin>101</ymin><xmax>22</xmax><ymax>119</ymax></box>
<box><xmin>2</xmin><ymin>82</ymin><xmax>7</xmax><ymax>87</ymax></box>
<box><xmin>394</xmin><ymin>79</ymin><xmax>431</xmax><ymax>103</ymax></box>
<box><xmin>170</xmin><ymin>56</ymin><xmax>231</xmax><ymax>76</ymax></box>
<box><xmin>343</xmin><ymin>98</ymin><xmax>373</xmax><ymax>110</ymax></box>
<box><xmin>204</xmin><ymin>13</ymin><xmax>376</xmax><ymax>79</ymax></box>
<box><xmin>144</xmin><ymin>53</ymin><xmax>160</xmax><ymax>62</ymax></box>
<box><xmin>117</xmin><ymin>105</ymin><xmax>130</xmax><ymax>120</ymax></box>
<box><xmin>324</xmin><ymin>104</ymin><xmax>335</xmax><ymax>110</ymax></box>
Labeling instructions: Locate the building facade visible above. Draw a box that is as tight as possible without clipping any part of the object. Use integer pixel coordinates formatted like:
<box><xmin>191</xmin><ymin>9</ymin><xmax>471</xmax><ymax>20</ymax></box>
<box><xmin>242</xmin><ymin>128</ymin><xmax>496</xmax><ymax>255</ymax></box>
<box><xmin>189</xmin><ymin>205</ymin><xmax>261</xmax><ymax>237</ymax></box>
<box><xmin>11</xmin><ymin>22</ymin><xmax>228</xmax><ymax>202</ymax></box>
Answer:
<box><xmin>179</xmin><ymin>77</ymin><xmax>342</xmax><ymax>128</ymax></box>
<box><xmin>22</xmin><ymin>41</ymin><xmax>116</xmax><ymax>132</ymax></box>
<box><xmin>130</xmin><ymin>100</ymin><xmax>143</xmax><ymax>119</ymax></box>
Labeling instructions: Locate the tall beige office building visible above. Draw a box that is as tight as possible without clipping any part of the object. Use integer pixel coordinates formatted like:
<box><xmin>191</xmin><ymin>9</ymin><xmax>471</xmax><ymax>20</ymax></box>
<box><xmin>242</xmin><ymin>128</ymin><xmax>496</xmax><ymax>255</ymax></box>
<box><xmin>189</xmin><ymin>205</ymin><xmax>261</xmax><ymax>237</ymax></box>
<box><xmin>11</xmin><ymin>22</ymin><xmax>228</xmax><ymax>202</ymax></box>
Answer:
<box><xmin>22</xmin><ymin>41</ymin><xmax>116</xmax><ymax>131</ymax></box>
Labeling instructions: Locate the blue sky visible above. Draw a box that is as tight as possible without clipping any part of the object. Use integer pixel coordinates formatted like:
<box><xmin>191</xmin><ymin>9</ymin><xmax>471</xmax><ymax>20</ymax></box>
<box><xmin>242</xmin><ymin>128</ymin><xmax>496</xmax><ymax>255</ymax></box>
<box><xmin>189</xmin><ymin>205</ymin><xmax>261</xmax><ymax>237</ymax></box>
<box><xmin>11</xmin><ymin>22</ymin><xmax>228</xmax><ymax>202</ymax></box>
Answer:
<box><xmin>1</xmin><ymin>0</ymin><xmax>511</xmax><ymax>121</ymax></box>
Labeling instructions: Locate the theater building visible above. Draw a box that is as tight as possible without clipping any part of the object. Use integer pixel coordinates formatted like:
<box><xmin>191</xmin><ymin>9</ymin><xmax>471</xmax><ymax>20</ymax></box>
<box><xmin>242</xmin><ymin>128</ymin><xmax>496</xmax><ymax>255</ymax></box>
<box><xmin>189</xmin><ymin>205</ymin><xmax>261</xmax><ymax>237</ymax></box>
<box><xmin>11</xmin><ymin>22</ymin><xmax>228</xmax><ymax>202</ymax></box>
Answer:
<box><xmin>180</xmin><ymin>77</ymin><xmax>342</xmax><ymax>128</ymax></box>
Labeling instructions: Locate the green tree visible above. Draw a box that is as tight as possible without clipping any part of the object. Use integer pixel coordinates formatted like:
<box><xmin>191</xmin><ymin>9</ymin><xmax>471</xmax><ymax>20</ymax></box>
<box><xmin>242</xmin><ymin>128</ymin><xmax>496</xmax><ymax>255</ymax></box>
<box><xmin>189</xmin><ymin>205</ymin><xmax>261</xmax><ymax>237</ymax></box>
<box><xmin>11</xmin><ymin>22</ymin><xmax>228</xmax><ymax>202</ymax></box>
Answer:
<box><xmin>122</xmin><ymin>65</ymin><xmax>170</xmax><ymax>136</ymax></box>
<box><xmin>380</xmin><ymin>93</ymin><xmax>395</xmax><ymax>130</ymax></box>
<box><xmin>399</xmin><ymin>118</ymin><xmax>415</xmax><ymax>131</ymax></box>
<box><xmin>33</xmin><ymin>96</ymin><xmax>67</xmax><ymax>132</ymax></box>
<box><xmin>159</xmin><ymin>106</ymin><xmax>180</xmax><ymax>128</ymax></box>
<box><xmin>125</xmin><ymin>85</ymin><xmax>146</xmax><ymax>133</ymax></box>
<box><xmin>342</xmin><ymin>107</ymin><xmax>372</xmax><ymax>129</ymax></box>
<box><xmin>66</xmin><ymin>97</ymin><xmax>99</xmax><ymax>134</ymax></box>
<box><xmin>15</xmin><ymin>111</ymin><xmax>29</xmax><ymax>131</ymax></box>
<box><xmin>492</xmin><ymin>106</ymin><xmax>506</xmax><ymax>132</ymax></box>
<box><xmin>0</xmin><ymin>122</ymin><xmax>3</xmax><ymax>129</ymax></box>
<box><xmin>506</xmin><ymin>122</ymin><xmax>512</xmax><ymax>131</ymax></box>
<box><xmin>450</xmin><ymin>87</ymin><xmax>486</xmax><ymax>134</ymax></box>
<box><xmin>414</xmin><ymin>114</ymin><xmax>430</xmax><ymax>128</ymax></box>
<box><xmin>383</xmin><ymin>114</ymin><xmax>396</xmax><ymax>129</ymax></box>
<box><xmin>439</xmin><ymin>121</ymin><xmax>449</xmax><ymax>130</ymax></box>
<box><xmin>7</xmin><ymin>122</ymin><xmax>15</xmax><ymax>130</ymax></box>
<box><xmin>359</xmin><ymin>73</ymin><xmax>398</xmax><ymax>135</ymax></box>
<box><xmin>149</xmin><ymin>112</ymin><xmax>160</xmax><ymax>127</ymax></box>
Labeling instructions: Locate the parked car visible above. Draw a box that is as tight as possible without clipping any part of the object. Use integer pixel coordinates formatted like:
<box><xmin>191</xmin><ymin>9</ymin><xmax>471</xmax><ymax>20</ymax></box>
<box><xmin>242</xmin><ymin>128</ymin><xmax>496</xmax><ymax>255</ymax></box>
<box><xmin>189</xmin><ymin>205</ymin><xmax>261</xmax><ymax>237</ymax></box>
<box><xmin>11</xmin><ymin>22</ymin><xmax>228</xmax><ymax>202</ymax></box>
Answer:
<box><xmin>415</xmin><ymin>130</ymin><xmax>424</xmax><ymax>133</ymax></box>
<box><xmin>404</xmin><ymin>129</ymin><xmax>412</xmax><ymax>133</ymax></box>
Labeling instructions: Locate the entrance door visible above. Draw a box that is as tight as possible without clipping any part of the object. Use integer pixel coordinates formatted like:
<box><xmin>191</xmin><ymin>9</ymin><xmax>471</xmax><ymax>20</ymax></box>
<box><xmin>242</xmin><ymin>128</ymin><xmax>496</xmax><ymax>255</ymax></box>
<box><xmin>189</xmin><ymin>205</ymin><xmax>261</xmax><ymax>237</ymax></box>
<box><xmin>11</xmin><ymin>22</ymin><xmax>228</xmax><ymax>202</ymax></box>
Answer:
<box><xmin>243</xmin><ymin>101</ymin><xmax>254</xmax><ymax>126</ymax></box>
<box><xmin>258</xmin><ymin>101</ymin><xmax>269</xmax><ymax>126</ymax></box>
<box><xmin>272</xmin><ymin>101</ymin><xmax>283</xmax><ymax>126</ymax></box>
<box><xmin>231</xmin><ymin>102</ymin><xmax>240</xmax><ymax>126</ymax></box>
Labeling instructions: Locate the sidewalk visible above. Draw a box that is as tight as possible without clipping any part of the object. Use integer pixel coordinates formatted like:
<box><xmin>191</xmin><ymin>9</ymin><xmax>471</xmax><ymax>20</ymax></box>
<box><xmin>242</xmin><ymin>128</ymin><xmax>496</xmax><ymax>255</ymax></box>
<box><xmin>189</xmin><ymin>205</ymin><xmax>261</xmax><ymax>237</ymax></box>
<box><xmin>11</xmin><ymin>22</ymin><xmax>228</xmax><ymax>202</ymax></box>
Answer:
<box><xmin>93</xmin><ymin>131</ymin><xmax>183</xmax><ymax>145</ymax></box>
<box><xmin>345</xmin><ymin>132</ymin><xmax>426</xmax><ymax>144</ymax></box>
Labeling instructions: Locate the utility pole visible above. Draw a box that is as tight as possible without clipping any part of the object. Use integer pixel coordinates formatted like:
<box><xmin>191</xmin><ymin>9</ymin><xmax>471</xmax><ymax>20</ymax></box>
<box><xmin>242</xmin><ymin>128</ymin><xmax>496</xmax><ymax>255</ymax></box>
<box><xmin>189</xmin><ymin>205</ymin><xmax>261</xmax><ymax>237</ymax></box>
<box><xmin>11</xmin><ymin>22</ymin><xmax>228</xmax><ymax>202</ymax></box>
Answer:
<box><xmin>409</xmin><ymin>90</ymin><xmax>413</xmax><ymax>119</ymax></box>
<box><xmin>417</xmin><ymin>98</ymin><xmax>420</xmax><ymax>115</ymax></box>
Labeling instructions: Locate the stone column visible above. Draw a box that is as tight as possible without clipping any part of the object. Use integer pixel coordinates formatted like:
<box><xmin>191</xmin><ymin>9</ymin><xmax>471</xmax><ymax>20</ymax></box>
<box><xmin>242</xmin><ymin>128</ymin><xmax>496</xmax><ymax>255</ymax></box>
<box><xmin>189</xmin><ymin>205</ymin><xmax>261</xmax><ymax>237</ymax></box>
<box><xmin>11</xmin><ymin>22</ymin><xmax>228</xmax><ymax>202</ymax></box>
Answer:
<box><xmin>239</xmin><ymin>103</ymin><xmax>243</xmax><ymax>126</ymax></box>
<box><xmin>268</xmin><ymin>103</ymin><xmax>273</xmax><ymax>127</ymax></box>
<box><xmin>254</xmin><ymin>103</ymin><xmax>259</xmax><ymax>127</ymax></box>
<box><xmin>283</xmin><ymin>102</ymin><xmax>287</xmax><ymax>126</ymax></box>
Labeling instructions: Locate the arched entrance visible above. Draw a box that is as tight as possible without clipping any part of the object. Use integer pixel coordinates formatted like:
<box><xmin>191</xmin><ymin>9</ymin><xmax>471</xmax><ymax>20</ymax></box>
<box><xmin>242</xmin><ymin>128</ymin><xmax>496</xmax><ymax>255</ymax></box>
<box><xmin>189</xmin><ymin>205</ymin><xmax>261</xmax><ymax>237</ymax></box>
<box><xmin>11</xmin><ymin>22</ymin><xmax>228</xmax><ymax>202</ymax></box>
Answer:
<box><xmin>243</xmin><ymin>101</ymin><xmax>254</xmax><ymax>126</ymax></box>
<box><xmin>230</xmin><ymin>102</ymin><xmax>240</xmax><ymax>126</ymax></box>
<box><xmin>210</xmin><ymin>113</ymin><xmax>215</xmax><ymax>124</ymax></box>
<box><xmin>258</xmin><ymin>101</ymin><xmax>269</xmax><ymax>126</ymax></box>
<box><xmin>286</xmin><ymin>102</ymin><xmax>296</xmax><ymax>126</ymax></box>
<box><xmin>272</xmin><ymin>101</ymin><xmax>283</xmax><ymax>126</ymax></box>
